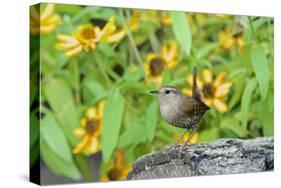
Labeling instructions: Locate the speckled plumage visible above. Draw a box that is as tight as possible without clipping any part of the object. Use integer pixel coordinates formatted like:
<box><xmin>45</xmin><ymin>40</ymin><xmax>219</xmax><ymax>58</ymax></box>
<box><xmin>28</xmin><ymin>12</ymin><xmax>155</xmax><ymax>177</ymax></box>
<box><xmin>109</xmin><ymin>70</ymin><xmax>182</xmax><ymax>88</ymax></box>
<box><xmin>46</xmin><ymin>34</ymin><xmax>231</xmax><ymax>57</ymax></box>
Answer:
<box><xmin>159</xmin><ymin>90</ymin><xmax>209</xmax><ymax>130</ymax></box>
<box><xmin>150</xmin><ymin>68</ymin><xmax>209</xmax><ymax>143</ymax></box>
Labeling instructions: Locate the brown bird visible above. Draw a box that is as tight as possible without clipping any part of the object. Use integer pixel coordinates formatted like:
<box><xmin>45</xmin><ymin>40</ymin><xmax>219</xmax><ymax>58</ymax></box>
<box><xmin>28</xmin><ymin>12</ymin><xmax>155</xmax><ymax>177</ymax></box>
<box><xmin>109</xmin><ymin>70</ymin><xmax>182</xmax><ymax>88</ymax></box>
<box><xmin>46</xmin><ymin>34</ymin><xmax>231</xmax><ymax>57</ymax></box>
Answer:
<box><xmin>150</xmin><ymin>67</ymin><xmax>209</xmax><ymax>144</ymax></box>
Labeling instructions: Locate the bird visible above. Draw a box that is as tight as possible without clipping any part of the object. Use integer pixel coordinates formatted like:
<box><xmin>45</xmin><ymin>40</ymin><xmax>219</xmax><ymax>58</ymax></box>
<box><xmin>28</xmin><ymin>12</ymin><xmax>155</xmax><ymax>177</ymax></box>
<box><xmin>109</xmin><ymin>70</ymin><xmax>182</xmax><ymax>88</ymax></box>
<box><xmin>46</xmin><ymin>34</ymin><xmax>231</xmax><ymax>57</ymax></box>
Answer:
<box><xmin>150</xmin><ymin>67</ymin><xmax>209</xmax><ymax>144</ymax></box>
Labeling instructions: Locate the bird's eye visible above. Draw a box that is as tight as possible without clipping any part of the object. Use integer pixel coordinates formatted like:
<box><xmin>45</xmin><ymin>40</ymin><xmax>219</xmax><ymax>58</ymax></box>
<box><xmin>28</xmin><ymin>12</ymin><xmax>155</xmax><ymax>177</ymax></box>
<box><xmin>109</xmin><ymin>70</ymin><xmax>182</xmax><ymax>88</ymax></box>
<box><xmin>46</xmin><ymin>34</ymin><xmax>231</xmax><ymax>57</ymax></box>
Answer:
<box><xmin>165</xmin><ymin>90</ymin><xmax>170</xmax><ymax>94</ymax></box>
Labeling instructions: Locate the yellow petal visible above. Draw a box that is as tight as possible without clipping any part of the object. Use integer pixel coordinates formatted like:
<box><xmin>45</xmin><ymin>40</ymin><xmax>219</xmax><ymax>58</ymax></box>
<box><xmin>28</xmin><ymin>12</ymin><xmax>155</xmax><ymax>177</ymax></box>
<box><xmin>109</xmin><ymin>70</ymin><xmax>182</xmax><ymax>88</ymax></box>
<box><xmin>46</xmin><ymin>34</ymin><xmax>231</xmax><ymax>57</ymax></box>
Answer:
<box><xmin>129</xmin><ymin>11</ymin><xmax>140</xmax><ymax>30</ymax></box>
<box><xmin>146</xmin><ymin>53</ymin><xmax>157</xmax><ymax>64</ymax></box>
<box><xmin>105</xmin><ymin>30</ymin><xmax>126</xmax><ymax>43</ymax></box>
<box><xmin>73</xmin><ymin>128</ymin><xmax>86</xmax><ymax>137</ymax></box>
<box><xmin>115</xmin><ymin>149</ymin><xmax>125</xmax><ymax>169</ymax></box>
<box><xmin>56</xmin><ymin>35</ymin><xmax>81</xmax><ymax>50</ymax></box>
<box><xmin>41</xmin><ymin>4</ymin><xmax>55</xmax><ymax>21</ymax></box>
<box><xmin>100</xmin><ymin>175</ymin><xmax>110</xmax><ymax>182</ymax></box>
<box><xmin>186</xmin><ymin>74</ymin><xmax>203</xmax><ymax>89</ymax></box>
<box><xmin>56</xmin><ymin>40</ymin><xmax>80</xmax><ymax>49</ymax></box>
<box><xmin>73</xmin><ymin>135</ymin><xmax>90</xmax><ymax>154</ymax></box>
<box><xmin>98</xmin><ymin>101</ymin><xmax>106</xmax><ymax>118</ymax></box>
<box><xmin>80</xmin><ymin>118</ymin><xmax>87</xmax><ymax>127</ymax></box>
<box><xmin>214</xmin><ymin>81</ymin><xmax>232</xmax><ymax>98</ymax></box>
<box><xmin>40</xmin><ymin>24</ymin><xmax>57</xmax><ymax>34</ymax></box>
<box><xmin>166</xmin><ymin>60</ymin><xmax>178</xmax><ymax>69</ymax></box>
<box><xmin>182</xmin><ymin>88</ymin><xmax>192</xmax><ymax>96</ymax></box>
<box><xmin>57</xmin><ymin>34</ymin><xmax>75</xmax><ymax>43</ymax></box>
<box><xmin>42</xmin><ymin>14</ymin><xmax>60</xmax><ymax>25</ymax></box>
<box><xmin>204</xmin><ymin>98</ymin><xmax>213</xmax><ymax>107</ymax></box>
<box><xmin>188</xmin><ymin>132</ymin><xmax>199</xmax><ymax>144</ymax></box>
<box><xmin>213</xmin><ymin>99</ymin><xmax>228</xmax><ymax>113</ymax></box>
<box><xmin>213</xmin><ymin>72</ymin><xmax>226</xmax><ymax>88</ymax></box>
<box><xmin>64</xmin><ymin>45</ymin><xmax>83</xmax><ymax>58</ymax></box>
<box><xmin>86</xmin><ymin>107</ymin><xmax>98</xmax><ymax>120</ymax></box>
<box><xmin>186</xmin><ymin>75</ymin><xmax>193</xmax><ymax>86</ymax></box>
<box><xmin>89</xmin><ymin>137</ymin><xmax>100</xmax><ymax>154</ymax></box>
<box><xmin>202</xmin><ymin>69</ymin><xmax>213</xmax><ymax>83</ymax></box>
<box><xmin>101</xmin><ymin>17</ymin><xmax>116</xmax><ymax>37</ymax></box>
<box><xmin>236</xmin><ymin>37</ymin><xmax>244</xmax><ymax>52</ymax></box>
<box><xmin>161</xmin><ymin>42</ymin><xmax>177</xmax><ymax>63</ymax></box>
<box><xmin>162</xmin><ymin>15</ymin><xmax>172</xmax><ymax>26</ymax></box>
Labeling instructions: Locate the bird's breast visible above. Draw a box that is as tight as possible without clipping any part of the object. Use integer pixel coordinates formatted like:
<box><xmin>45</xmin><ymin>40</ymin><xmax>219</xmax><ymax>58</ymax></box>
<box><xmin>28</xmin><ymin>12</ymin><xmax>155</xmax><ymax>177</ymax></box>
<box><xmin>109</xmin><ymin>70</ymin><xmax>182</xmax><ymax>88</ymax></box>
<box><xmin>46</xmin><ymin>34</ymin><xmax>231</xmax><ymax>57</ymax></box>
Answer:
<box><xmin>159</xmin><ymin>104</ymin><xmax>179</xmax><ymax>125</ymax></box>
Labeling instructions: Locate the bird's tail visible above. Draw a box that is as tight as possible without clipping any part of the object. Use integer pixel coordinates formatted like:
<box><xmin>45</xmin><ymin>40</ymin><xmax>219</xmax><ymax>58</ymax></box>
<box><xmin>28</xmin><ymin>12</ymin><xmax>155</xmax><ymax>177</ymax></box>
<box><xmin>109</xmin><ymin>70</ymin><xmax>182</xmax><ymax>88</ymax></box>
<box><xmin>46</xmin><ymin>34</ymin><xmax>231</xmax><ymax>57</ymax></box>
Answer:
<box><xmin>192</xmin><ymin>67</ymin><xmax>203</xmax><ymax>101</ymax></box>
<box><xmin>192</xmin><ymin>67</ymin><xmax>210</xmax><ymax>110</ymax></box>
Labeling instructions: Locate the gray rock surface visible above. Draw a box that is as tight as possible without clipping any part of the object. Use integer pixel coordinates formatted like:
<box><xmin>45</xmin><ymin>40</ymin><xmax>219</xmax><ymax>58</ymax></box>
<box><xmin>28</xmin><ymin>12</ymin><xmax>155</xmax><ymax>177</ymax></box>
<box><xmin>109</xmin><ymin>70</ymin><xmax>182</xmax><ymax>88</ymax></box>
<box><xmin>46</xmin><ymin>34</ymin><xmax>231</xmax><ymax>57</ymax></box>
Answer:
<box><xmin>127</xmin><ymin>137</ymin><xmax>273</xmax><ymax>180</ymax></box>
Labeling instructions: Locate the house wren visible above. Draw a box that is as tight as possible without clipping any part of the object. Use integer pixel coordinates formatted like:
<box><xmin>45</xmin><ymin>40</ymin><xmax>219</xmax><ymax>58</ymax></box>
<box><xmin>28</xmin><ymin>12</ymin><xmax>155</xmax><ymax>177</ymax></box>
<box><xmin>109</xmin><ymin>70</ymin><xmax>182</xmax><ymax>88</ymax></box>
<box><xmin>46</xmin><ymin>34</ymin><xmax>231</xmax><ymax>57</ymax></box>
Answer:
<box><xmin>150</xmin><ymin>67</ymin><xmax>209</xmax><ymax>144</ymax></box>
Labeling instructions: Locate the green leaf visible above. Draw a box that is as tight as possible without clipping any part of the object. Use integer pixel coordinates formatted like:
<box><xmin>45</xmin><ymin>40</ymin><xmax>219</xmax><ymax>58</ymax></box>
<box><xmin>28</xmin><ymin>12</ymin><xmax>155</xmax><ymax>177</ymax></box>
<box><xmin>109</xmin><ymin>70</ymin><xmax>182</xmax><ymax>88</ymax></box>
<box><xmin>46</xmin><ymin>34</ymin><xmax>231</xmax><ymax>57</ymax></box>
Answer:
<box><xmin>250</xmin><ymin>44</ymin><xmax>270</xmax><ymax>100</ymax></box>
<box><xmin>170</xmin><ymin>11</ymin><xmax>192</xmax><ymax>55</ymax></box>
<box><xmin>74</xmin><ymin>155</ymin><xmax>93</xmax><ymax>181</ymax></box>
<box><xmin>220</xmin><ymin>117</ymin><xmax>248</xmax><ymax>138</ymax></box>
<box><xmin>82</xmin><ymin>80</ymin><xmax>107</xmax><ymax>103</ymax></box>
<box><xmin>43</xmin><ymin>78</ymin><xmax>79</xmax><ymax>146</ymax></box>
<box><xmin>55</xmin><ymin>4</ymin><xmax>82</xmax><ymax>15</ymax></box>
<box><xmin>41</xmin><ymin>112</ymin><xmax>73</xmax><ymax>163</ymax></box>
<box><xmin>145</xmin><ymin>100</ymin><xmax>159</xmax><ymax>142</ymax></box>
<box><xmin>101</xmin><ymin>89</ymin><xmax>125</xmax><ymax>162</ymax></box>
<box><xmin>241</xmin><ymin>79</ymin><xmax>257</xmax><ymax>130</ymax></box>
<box><xmin>118</xmin><ymin>120</ymin><xmax>146</xmax><ymax>148</ymax></box>
<box><xmin>229</xmin><ymin>76</ymin><xmax>245</xmax><ymax>109</ymax></box>
<box><xmin>199</xmin><ymin>128</ymin><xmax>219</xmax><ymax>142</ymax></box>
<box><xmin>155</xmin><ymin>130</ymin><xmax>174</xmax><ymax>143</ymax></box>
<box><xmin>41</xmin><ymin>141</ymin><xmax>81</xmax><ymax>180</ymax></box>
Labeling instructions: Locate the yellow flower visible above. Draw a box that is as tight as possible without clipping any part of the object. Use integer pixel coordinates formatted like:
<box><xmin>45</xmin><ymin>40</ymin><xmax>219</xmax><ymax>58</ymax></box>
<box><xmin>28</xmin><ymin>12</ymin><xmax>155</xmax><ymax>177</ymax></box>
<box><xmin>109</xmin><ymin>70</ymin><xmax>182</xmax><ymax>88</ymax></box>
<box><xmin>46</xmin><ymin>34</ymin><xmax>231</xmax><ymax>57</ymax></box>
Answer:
<box><xmin>30</xmin><ymin>4</ymin><xmax>60</xmax><ymax>35</ymax></box>
<box><xmin>183</xmin><ymin>69</ymin><xmax>233</xmax><ymax>113</ymax></box>
<box><xmin>74</xmin><ymin>24</ymin><xmax>103</xmax><ymax>50</ymax></box>
<box><xmin>56</xmin><ymin>17</ymin><xmax>126</xmax><ymax>57</ymax></box>
<box><xmin>187</xmin><ymin>13</ymin><xmax>206</xmax><ymax>26</ymax></box>
<box><xmin>219</xmin><ymin>28</ymin><xmax>244</xmax><ymax>52</ymax></box>
<box><xmin>56</xmin><ymin>23</ymin><xmax>104</xmax><ymax>57</ymax></box>
<box><xmin>129</xmin><ymin>11</ymin><xmax>141</xmax><ymax>31</ymax></box>
<box><xmin>144</xmin><ymin>42</ymin><xmax>178</xmax><ymax>83</ymax></box>
<box><xmin>155</xmin><ymin>11</ymin><xmax>172</xmax><ymax>26</ymax></box>
<box><xmin>73</xmin><ymin>101</ymin><xmax>105</xmax><ymax>154</ymax></box>
<box><xmin>100</xmin><ymin>149</ymin><xmax>132</xmax><ymax>181</ymax></box>
<box><xmin>174</xmin><ymin>132</ymin><xmax>199</xmax><ymax>144</ymax></box>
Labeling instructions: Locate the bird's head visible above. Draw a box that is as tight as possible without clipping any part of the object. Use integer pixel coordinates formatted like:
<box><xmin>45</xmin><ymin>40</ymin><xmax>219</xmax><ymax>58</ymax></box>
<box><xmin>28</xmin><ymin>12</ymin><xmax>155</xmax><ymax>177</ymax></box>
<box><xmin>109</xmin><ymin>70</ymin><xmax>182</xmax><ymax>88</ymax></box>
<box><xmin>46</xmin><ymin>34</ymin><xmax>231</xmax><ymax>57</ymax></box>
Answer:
<box><xmin>150</xmin><ymin>86</ymin><xmax>181</xmax><ymax>105</ymax></box>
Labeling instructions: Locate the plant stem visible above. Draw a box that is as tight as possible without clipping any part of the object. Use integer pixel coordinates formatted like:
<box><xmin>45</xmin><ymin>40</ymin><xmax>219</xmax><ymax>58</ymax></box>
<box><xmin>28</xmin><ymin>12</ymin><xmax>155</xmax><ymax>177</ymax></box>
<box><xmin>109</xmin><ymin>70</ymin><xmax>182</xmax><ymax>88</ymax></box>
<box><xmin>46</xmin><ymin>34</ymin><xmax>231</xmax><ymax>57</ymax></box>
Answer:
<box><xmin>118</xmin><ymin>9</ymin><xmax>144</xmax><ymax>70</ymax></box>
<box><xmin>90</xmin><ymin>52</ymin><xmax>112</xmax><ymax>87</ymax></box>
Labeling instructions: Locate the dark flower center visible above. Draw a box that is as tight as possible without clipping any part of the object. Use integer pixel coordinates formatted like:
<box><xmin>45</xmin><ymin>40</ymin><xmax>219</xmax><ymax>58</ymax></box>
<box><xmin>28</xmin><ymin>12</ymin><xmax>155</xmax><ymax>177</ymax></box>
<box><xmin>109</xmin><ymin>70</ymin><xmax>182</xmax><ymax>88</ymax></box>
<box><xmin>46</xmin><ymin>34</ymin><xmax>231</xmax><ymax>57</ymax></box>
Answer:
<box><xmin>202</xmin><ymin>83</ymin><xmax>214</xmax><ymax>98</ymax></box>
<box><xmin>86</xmin><ymin>120</ymin><xmax>98</xmax><ymax>133</ymax></box>
<box><xmin>81</xmin><ymin>27</ymin><xmax>96</xmax><ymax>40</ymax></box>
<box><xmin>107</xmin><ymin>167</ymin><xmax>122</xmax><ymax>180</ymax></box>
<box><xmin>150</xmin><ymin>57</ymin><xmax>165</xmax><ymax>76</ymax></box>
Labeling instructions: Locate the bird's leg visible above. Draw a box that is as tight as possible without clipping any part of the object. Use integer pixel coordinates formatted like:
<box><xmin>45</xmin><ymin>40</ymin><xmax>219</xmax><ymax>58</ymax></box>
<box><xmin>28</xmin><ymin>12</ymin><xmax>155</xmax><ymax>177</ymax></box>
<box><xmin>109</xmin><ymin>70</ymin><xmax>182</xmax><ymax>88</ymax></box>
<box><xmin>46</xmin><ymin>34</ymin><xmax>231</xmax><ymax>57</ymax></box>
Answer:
<box><xmin>176</xmin><ymin>129</ymin><xmax>190</xmax><ymax>144</ymax></box>
<box><xmin>179</xmin><ymin>127</ymin><xmax>198</xmax><ymax>154</ymax></box>
<box><xmin>183</xmin><ymin>125</ymin><xmax>199</xmax><ymax>145</ymax></box>
<box><xmin>168</xmin><ymin>129</ymin><xmax>189</xmax><ymax>149</ymax></box>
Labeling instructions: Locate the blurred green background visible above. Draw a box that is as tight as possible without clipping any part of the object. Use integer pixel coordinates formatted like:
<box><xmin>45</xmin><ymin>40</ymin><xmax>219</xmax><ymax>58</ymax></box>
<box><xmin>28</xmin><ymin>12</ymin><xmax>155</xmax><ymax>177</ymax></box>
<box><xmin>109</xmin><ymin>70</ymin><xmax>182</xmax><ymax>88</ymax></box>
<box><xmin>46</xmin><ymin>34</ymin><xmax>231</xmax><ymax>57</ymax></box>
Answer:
<box><xmin>29</xmin><ymin>3</ymin><xmax>274</xmax><ymax>183</ymax></box>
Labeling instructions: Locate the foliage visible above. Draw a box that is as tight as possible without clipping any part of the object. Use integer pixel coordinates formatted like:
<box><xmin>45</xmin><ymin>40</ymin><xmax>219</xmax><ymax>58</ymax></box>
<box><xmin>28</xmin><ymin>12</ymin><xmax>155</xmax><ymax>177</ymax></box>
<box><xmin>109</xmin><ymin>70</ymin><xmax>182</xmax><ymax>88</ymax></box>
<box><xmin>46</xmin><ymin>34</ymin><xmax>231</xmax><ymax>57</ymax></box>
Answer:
<box><xmin>30</xmin><ymin>3</ymin><xmax>274</xmax><ymax>181</ymax></box>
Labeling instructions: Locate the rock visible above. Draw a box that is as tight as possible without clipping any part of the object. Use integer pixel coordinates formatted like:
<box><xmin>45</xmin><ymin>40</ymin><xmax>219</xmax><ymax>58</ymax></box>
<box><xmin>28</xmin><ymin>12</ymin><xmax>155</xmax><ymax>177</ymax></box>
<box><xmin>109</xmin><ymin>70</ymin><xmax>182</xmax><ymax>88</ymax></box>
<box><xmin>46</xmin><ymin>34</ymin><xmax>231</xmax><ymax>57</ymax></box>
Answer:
<box><xmin>127</xmin><ymin>137</ymin><xmax>273</xmax><ymax>180</ymax></box>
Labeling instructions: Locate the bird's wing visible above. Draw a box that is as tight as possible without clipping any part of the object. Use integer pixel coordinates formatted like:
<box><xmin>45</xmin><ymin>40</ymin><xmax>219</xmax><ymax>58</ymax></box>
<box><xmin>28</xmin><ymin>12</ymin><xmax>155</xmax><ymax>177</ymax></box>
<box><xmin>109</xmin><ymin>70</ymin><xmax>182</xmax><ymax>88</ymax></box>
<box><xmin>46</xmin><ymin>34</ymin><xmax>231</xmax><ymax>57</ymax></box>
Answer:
<box><xmin>179</xmin><ymin>95</ymin><xmax>209</xmax><ymax>118</ymax></box>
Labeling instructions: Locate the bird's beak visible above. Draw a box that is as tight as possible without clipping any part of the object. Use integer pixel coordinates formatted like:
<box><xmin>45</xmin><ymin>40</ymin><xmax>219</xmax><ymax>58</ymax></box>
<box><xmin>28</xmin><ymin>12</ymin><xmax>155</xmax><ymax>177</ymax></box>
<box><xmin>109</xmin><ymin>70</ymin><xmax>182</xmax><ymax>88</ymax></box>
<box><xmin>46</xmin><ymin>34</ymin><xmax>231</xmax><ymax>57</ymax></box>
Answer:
<box><xmin>149</xmin><ymin>90</ymin><xmax>159</xmax><ymax>95</ymax></box>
